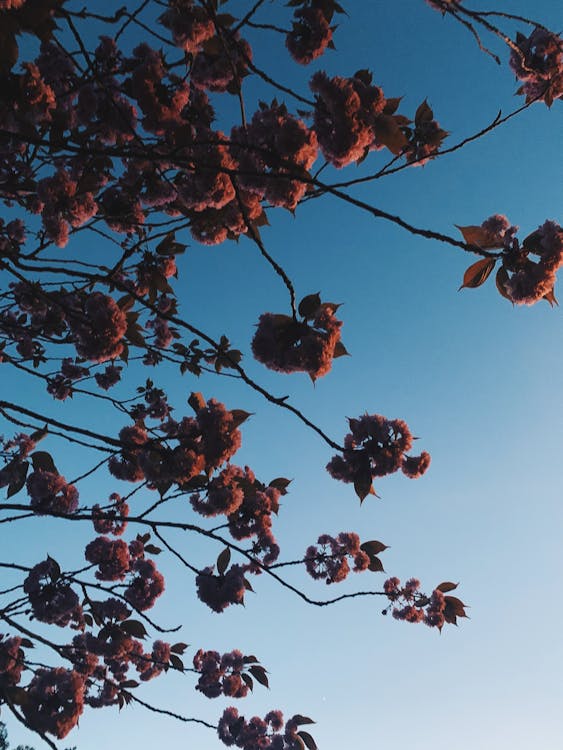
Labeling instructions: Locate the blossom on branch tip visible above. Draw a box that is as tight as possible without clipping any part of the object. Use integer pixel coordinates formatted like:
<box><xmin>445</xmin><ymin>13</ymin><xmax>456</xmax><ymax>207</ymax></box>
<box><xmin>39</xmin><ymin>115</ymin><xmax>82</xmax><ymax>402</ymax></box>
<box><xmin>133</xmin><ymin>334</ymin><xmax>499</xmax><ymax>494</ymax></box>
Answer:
<box><xmin>196</xmin><ymin>565</ymin><xmax>247</xmax><ymax>613</ymax></box>
<box><xmin>252</xmin><ymin>304</ymin><xmax>343</xmax><ymax>380</ymax></box>
<box><xmin>26</xmin><ymin>470</ymin><xmax>79</xmax><ymax>515</ymax></box>
<box><xmin>286</xmin><ymin>8</ymin><xmax>333</xmax><ymax>66</ymax></box>
<box><xmin>327</xmin><ymin>414</ymin><xmax>429</xmax><ymax>499</ymax></box>
<box><xmin>510</xmin><ymin>28</ymin><xmax>563</xmax><ymax>106</ymax></box>
<box><xmin>22</xmin><ymin>668</ymin><xmax>85</xmax><ymax>739</ymax></box>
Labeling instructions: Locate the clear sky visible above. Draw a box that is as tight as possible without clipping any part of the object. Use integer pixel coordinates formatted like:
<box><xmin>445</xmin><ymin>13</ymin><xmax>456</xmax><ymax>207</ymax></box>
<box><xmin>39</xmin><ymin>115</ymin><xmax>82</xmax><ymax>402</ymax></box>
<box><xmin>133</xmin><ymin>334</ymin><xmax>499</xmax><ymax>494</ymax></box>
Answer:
<box><xmin>1</xmin><ymin>1</ymin><xmax>562</xmax><ymax>749</ymax></box>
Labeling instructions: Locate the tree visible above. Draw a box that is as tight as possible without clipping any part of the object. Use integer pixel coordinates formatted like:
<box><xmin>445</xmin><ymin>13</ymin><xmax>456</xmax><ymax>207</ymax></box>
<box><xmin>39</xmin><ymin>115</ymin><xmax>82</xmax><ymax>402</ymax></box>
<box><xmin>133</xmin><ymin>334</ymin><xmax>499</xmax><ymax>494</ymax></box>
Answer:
<box><xmin>0</xmin><ymin>0</ymin><xmax>561</xmax><ymax>748</ymax></box>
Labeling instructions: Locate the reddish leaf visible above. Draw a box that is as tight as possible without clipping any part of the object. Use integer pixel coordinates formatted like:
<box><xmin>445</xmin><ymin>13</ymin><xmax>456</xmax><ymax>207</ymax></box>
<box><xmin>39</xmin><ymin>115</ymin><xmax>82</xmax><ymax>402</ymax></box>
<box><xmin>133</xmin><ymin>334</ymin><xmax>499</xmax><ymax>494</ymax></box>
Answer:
<box><xmin>217</xmin><ymin>547</ymin><xmax>231</xmax><ymax>576</ymax></box>
<box><xmin>120</xmin><ymin>620</ymin><xmax>148</xmax><ymax>639</ymax></box>
<box><xmin>459</xmin><ymin>257</ymin><xmax>496</xmax><ymax>290</ymax></box>
<box><xmin>30</xmin><ymin>451</ymin><xmax>58</xmax><ymax>474</ymax></box>
<box><xmin>360</xmin><ymin>540</ymin><xmax>388</xmax><ymax>556</ymax></box>
<box><xmin>169</xmin><ymin>654</ymin><xmax>184</xmax><ymax>671</ymax></box>
<box><xmin>230</xmin><ymin>409</ymin><xmax>252</xmax><ymax>428</ymax></box>
<box><xmin>268</xmin><ymin>477</ymin><xmax>292</xmax><ymax>494</ymax></box>
<box><xmin>456</xmin><ymin>225</ymin><xmax>504</xmax><ymax>250</ymax></box>
<box><xmin>298</xmin><ymin>731</ymin><xmax>318</xmax><ymax>750</ymax></box>
<box><xmin>171</xmin><ymin>643</ymin><xmax>189</xmax><ymax>655</ymax></box>
<box><xmin>241</xmin><ymin>672</ymin><xmax>254</xmax><ymax>691</ymax></box>
<box><xmin>495</xmin><ymin>265</ymin><xmax>512</xmax><ymax>301</ymax></box>
<box><xmin>249</xmin><ymin>665</ymin><xmax>269</xmax><ymax>688</ymax></box>
<box><xmin>333</xmin><ymin>341</ymin><xmax>349</xmax><ymax>358</ymax></box>
<box><xmin>436</xmin><ymin>581</ymin><xmax>458</xmax><ymax>593</ymax></box>
<box><xmin>243</xmin><ymin>655</ymin><xmax>259</xmax><ymax>664</ymax></box>
<box><xmin>292</xmin><ymin>716</ymin><xmax>316</xmax><ymax>726</ymax></box>
<box><xmin>144</xmin><ymin>544</ymin><xmax>162</xmax><ymax>555</ymax></box>
<box><xmin>415</xmin><ymin>99</ymin><xmax>434</xmax><ymax>124</ymax></box>
<box><xmin>7</xmin><ymin>460</ymin><xmax>29</xmax><ymax>498</ymax></box>
<box><xmin>543</xmin><ymin>288</ymin><xmax>558</xmax><ymax>307</ymax></box>
<box><xmin>354</xmin><ymin>470</ymin><xmax>373</xmax><ymax>503</ymax></box>
<box><xmin>367</xmin><ymin>556</ymin><xmax>385</xmax><ymax>573</ymax></box>
<box><xmin>298</xmin><ymin>292</ymin><xmax>321</xmax><ymax>319</ymax></box>
<box><xmin>188</xmin><ymin>392</ymin><xmax>206</xmax><ymax>412</ymax></box>
<box><xmin>372</xmin><ymin>115</ymin><xmax>409</xmax><ymax>155</ymax></box>
<box><xmin>445</xmin><ymin>596</ymin><xmax>467</xmax><ymax>617</ymax></box>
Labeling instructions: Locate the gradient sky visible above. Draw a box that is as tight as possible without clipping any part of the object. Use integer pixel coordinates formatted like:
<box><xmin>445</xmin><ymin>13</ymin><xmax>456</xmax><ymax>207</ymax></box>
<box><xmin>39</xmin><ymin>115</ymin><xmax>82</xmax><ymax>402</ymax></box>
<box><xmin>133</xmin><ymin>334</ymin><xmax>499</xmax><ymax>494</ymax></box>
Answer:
<box><xmin>2</xmin><ymin>1</ymin><xmax>562</xmax><ymax>749</ymax></box>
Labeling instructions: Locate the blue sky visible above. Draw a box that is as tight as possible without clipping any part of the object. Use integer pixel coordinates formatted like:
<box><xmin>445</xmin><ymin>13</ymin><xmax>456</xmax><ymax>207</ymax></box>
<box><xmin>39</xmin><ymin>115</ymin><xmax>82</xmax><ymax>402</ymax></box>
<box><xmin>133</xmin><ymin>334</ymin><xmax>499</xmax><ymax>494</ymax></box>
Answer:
<box><xmin>1</xmin><ymin>1</ymin><xmax>562</xmax><ymax>748</ymax></box>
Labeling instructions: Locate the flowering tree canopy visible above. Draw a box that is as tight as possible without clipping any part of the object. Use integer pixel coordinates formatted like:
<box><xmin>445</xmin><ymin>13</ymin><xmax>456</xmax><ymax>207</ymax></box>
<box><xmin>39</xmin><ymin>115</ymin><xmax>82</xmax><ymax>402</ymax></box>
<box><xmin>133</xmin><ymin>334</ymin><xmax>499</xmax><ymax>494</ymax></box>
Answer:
<box><xmin>0</xmin><ymin>0</ymin><xmax>561</xmax><ymax>748</ymax></box>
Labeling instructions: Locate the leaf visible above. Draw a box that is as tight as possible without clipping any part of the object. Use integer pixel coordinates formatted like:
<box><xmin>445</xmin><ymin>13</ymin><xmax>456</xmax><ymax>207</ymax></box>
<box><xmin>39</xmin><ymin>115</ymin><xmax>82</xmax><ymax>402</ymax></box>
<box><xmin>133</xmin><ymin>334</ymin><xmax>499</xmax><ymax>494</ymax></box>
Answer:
<box><xmin>298</xmin><ymin>292</ymin><xmax>321</xmax><ymax>319</ymax></box>
<box><xmin>459</xmin><ymin>257</ymin><xmax>496</xmax><ymax>290</ymax></box>
<box><xmin>415</xmin><ymin>99</ymin><xmax>434</xmax><ymax>124</ymax></box>
<box><xmin>188</xmin><ymin>392</ymin><xmax>206</xmax><ymax>412</ymax></box>
<box><xmin>0</xmin><ymin>32</ymin><xmax>18</xmax><ymax>73</ymax></box>
<box><xmin>456</xmin><ymin>225</ymin><xmax>505</xmax><ymax>250</ymax></box>
<box><xmin>120</xmin><ymin>620</ymin><xmax>148</xmax><ymax>639</ymax></box>
<box><xmin>372</xmin><ymin>115</ymin><xmax>409</xmax><ymax>155</ymax></box>
<box><xmin>29</xmin><ymin>425</ymin><xmax>48</xmax><ymax>444</ymax></box>
<box><xmin>31</xmin><ymin>451</ymin><xmax>58</xmax><ymax>474</ymax></box>
<box><xmin>298</xmin><ymin>731</ymin><xmax>318</xmax><ymax>750</ymax></box>
<box><xmin>436</xmin><ymin>581</ymin><xmax>458</xmax><ymax>593</ymax></box>
<box><xmin>353</xmin><ymin>69</ymin><xmax>373</xmax><ymax>86</ymax></box>
<box><xmin>383</xmin><ymin>97</ymin><xmax>402</xmax><ymax>115</ymax></box>
<box><xmin>243</xmin><ymin>654</ymin><xmax>259</xmax><ymax>663</ymax></box>
<box><xmin>367</xmin><ymin>556</ymin><xmax>384</xmax><ymax>573</ymax></box>
<box><xmin>171</xmin><ymin>642</ymin><xmax>189</xmax><ymax>655</ymax></box>
<box><xmin>333</xmin><ymin>341</ymin><xmax>349</xmax><ymax>358</ymax></box>
<box><xmin>292</xmin><ymin>715</ymin><xmax>316</xmax><ymax>726</ymax></box>
<box><xmin>443</xmin><ymin>595</ymin><xmax>469</xmax><ymax>624</ymax></box>
<box><xmin>120</xmin><ymin>680</ymin><xmax>139</xmax><ymax>689</ymax></box>
<box><xmin>230</xmin><ymin>409</ymin><xmax>252</xmax><ymax>428</ymax></box>
<box><xmin>7</xmin><ymin>460</ymin><xmax>29</xmax><ymax>498</ymax></box>
<box><xmin>543</xmin><ymin>288</ymin><xmax>558</xmax><ymax>307</ymax></box>
<box><xmin>268</xmin><ymin>477</ymin><xmax>292</xmax><ymax>494</ymax></box>
<box><xmin>144</xmin><ymin>544</ymin><xmax>162</xmax><ymax>555</ymax></box>
<box><xmin>248</xmin><ymin>665</ymin><xmax>269</xmax><ymax>688</ymax></box>
<box><xmin>444</xmin><ymin>595</ymin><xmax>467</xmax><ymax>617</ymax></box>
<box><xmin>46</xmin><ymin>556</ymin><xmax>61</xmax><ymax>582</ymax></box>
<box><xmin>360</xmin><ymin>540</ymin><xmax>388</xmax><ymax>556</ymax></box>
<box><xmin>169</xmin><ymin>654</ymin><xmax>184</xmax><ymax>671</ymax></box>
<box><xmin>217</xmin><ymin>547</ymin><xmax>231</xmax><ymax>576</ymax></box>
<box><xmin>117</xmin><ymin>295</ymin><xmax>135</xmax><ymax>311</ymax></box>
<box><xmin>495</xmin><ymin>265</ymin><xmax>512</xmax><ymax>301</ymax></box>
<box><xmin>241</xmin><ymin>672</ymin><xmax>254</xmax><ymax>691</ymax></box>
<box><xmin>353</xmin><ymin>470</ymin><xmax>373</xmax><ymax>503</ymax></box>
<box><xmin>126</xmin><ymin>320</ymin><xmax>146</xmax><ymax>347</ymax></box>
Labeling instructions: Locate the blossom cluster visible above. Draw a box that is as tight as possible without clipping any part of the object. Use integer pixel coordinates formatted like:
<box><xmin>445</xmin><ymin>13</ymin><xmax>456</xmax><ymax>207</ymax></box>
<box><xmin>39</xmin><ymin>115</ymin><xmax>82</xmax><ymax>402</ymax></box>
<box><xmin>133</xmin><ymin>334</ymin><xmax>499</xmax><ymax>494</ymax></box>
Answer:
<box><xmin>510</xmin><ymin>28</ymin><xmax>563</xmax><ymax>106</ymax></box>
<box><xmin>465</xmin><ymin>215</ymin><xmax>563</xmax><ymax>305</ymax></box>
<box><xmin>193</xmin><ymin>649</ymin><xmax>251</xmax><ymax>699</ymax></box>
<box><xmin>26</xmin><ymin>469</ymin><xmax>79</xmax><ymax>515</ymax></box>
<box><xmin>0</xmin><ymin>634</ymin><xmax>25</xmax><ymax>687</ymax></box>
<box><xmin>252</xmin><ymin>302</ymin><xmax>343</xmax><ymax>380</ymax></box>
<box><xmin>218</xmin><ymin>708</ymin><xmax>315</xmax><ymax>750</ymax></box>
<box><xmin>286</xmin><ymin>6</ymin><xmax>333</xmax><ymax>66</ymax></box>
<box><xmin>108</xmin><ymin>396</ymin><xmax>242</xmax><ymax>488</ymax></box>
<box><xmin>196</xmin><ymin>564</ymin><xmax>248</xmax><ymax>613</ymax></box>
<box><xmin>231</xmin><ymin>102</ymin><xmax>318</xmax><ymax>210</ymax></box>
<box><xmin>191</xmin><ymin>466</ymin><xmax>281</xmax><ymax>567</ymax></box>
<box><xmin>22</xmin><ymin>668</ymin><xmax>85</xmax><ymax>740</ymax></box>
<box><xmin>501</xmin><ymin>220</ymin><xmax>563</xmax><ymax>305</ymax></box>
<box><xmin>85</xmin><ymin>538</ymin><xmax>164</xmax><ymax>612</ymax></box>
<box><xmin>327</xmin><ymin>413</ymin><xmax>431</xmax><ymax>498</ymax></box>
<box><xmin>310</xmin><ymin>71</ymin><xmax>388</xmax><ymax>167</ymax></box>
<box><xmin>383</xmin><ymin>578</ymin><xmax>468</xmax><ymax>629</ymax></box>
<box><xmin>24</xmin><ymin>558</ymin><xmax>84</xmax><ymax>629</ymax></box>
<box><xmin>304</xmin><ymin>532</ymin><xmax>370</xmax><ymax>584</ymax></box>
